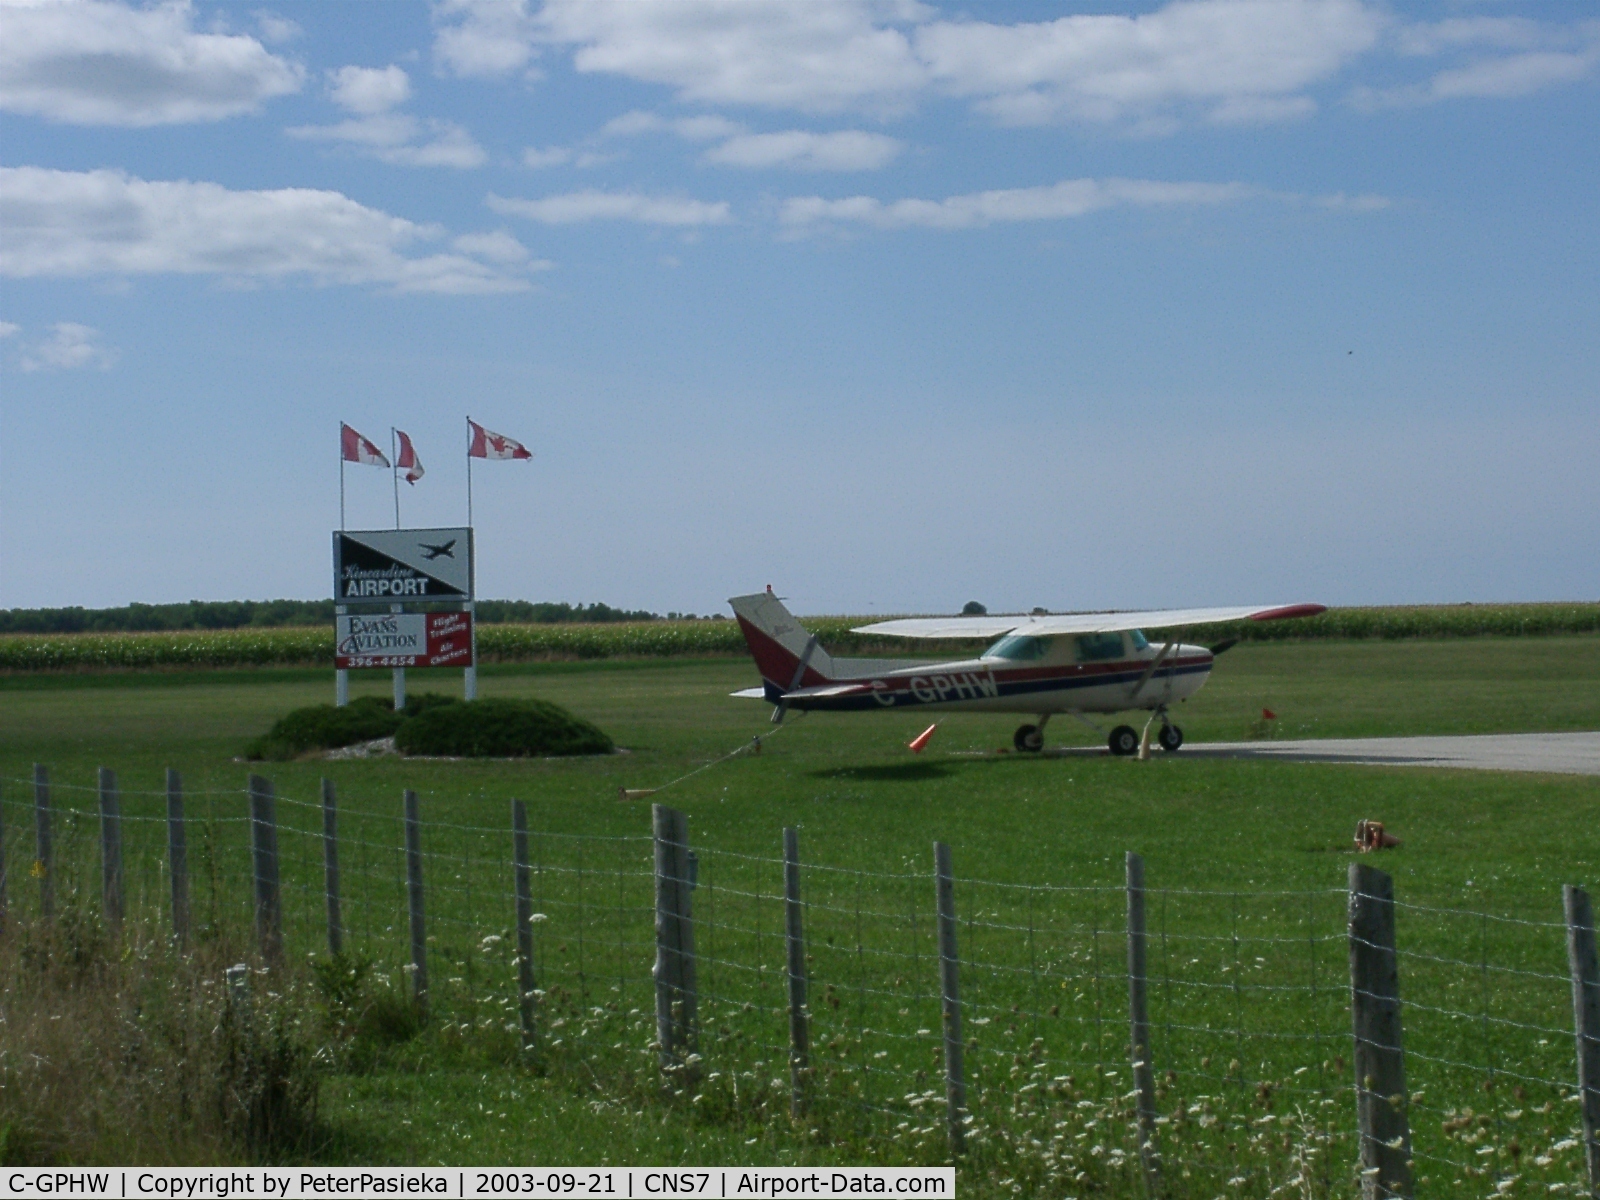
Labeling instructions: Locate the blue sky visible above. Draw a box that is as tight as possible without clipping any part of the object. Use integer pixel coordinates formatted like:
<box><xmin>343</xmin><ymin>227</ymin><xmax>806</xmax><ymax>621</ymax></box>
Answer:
<box><xmin>1</xmin><ymin>0</ymin><xmax>1596</xmax><ymax>616</ymax></box>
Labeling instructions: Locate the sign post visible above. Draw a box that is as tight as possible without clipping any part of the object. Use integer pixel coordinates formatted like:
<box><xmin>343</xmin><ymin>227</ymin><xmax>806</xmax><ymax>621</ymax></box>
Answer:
<box><xmin>332</xmin><ymin>528</ymin><xmax>475</xmax><ymax>706</ymax></box>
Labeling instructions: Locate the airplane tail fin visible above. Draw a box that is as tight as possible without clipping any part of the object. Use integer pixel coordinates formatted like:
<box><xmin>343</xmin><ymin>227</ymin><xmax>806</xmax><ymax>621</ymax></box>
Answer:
<box><xmin>728</xmin><ymin>590</ymin><xmax>836</xmax><ymax>699</ymax></box>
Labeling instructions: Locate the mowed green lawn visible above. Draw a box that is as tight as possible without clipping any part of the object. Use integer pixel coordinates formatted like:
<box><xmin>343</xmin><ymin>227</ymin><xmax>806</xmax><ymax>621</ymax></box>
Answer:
<box><xmin>2</xmin><ymin>637</ymin><xmax>1598</xmax><ymax>1191</ymax></box>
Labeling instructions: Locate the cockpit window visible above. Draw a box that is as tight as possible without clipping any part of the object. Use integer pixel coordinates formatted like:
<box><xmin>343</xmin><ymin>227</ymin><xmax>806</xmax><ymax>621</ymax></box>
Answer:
<box><xmin>983</xmin><ymin>634</ymin><xmax>1051</xmax><ymax>661</ymax></box>
<box><xmin>1075</xmin><ymin>632</ymin><xmax>1126</xmax><ymax>662</ymax></box>
<box><xmin>1129</xmin><ymin>629</ymin><xmax>1149</xmax><ymax>651</ymax></box>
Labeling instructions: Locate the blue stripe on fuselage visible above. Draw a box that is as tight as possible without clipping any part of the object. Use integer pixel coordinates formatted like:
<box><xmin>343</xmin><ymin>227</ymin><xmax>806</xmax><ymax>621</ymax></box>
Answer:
<box><xmin>786</xmin><ymin>661</ymin><xmax>1211</xmax><ymax>712</ymax></box>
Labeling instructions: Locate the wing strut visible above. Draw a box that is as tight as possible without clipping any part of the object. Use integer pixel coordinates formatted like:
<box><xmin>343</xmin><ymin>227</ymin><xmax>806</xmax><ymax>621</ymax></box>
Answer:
<box><xmin>1128</xmin><ymin>636</ymin><xmax>1180</xmax><ymax>703</ymax></box>
<box><xmin>772</xmin><ymin>635</ymin><xmax>819</xmax><ymax>725</ymax></box>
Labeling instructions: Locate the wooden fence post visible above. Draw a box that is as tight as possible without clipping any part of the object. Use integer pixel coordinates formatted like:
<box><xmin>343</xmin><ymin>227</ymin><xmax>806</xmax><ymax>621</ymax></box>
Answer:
<box><xmin>33</xmin><ymin>764</ymin><xmax>52</xmax><ymax>919</ymax></box>
<box><xmin>404</xmin><ymin>789</ymin><xmax>428</xmax><ymax>1015</ymax></box>
<box><xmin>1349</xmin><ymin>862</ymin><xmax>1412</xmax><ymax>1200</ymax></box>
<box><xmin>0</xmin><ymin>780</ymin><xmax>8</xmax><ymax>933</ymax></box>
<box><xmin>934</xmin><ymin>840</ymin><xmax>968</xmax><ymax>1157</ymax></box>
<box><xmin>1127</xmin><ymin>852</ymin><xmax>1161</xmax><ymax>1196</ymax></box>
<box><xmin>98</xmin><ymin>767</ymin><xmax>124</xmax><ymax>931</ymax></box>
<box><xmin>783</xmin><ymin>826</ymin><xmax>810</xmax><ymax>1120</ymax></box>
<box><xmin>321</xmin><ymin>778</ymin><xmax>342</xmax><ymax>957</ymax></box>
<box><xmin>512</xmin><ymin>799</ymin><xmax>538</xmax><ymax>1050</ymax></box>
<box><xmin>166</xmin><ymin>769</ymin><xmax>189</xmax><ymax>950</ymax></box>
<box><xmin>652</xmin><ymin>804</ymin><xmax>698</xmax><ymax>1077</ymax></box>
<box><xmin>1564</xmin><ymin>884</ymin><xmax>1600</xmax><ymax>1192</ymax></box>
<box><xmin>247</xmin><ymin>774</ymin><xmax>282</xmax><ymax>968</ymax></box>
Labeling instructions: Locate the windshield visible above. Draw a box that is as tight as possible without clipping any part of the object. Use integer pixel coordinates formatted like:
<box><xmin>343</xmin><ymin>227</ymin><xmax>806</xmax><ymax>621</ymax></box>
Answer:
<box><xmin>983</xmin><ymin>634</ymin><xmax>1051</xmax><ymax>661</ymax></box>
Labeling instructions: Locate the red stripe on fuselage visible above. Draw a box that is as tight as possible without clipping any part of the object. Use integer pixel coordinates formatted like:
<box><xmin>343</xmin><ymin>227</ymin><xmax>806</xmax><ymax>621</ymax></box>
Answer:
<box><xmin>859</xmin><ymin>654</ymin><xmax>1213</xmax><ymax>697</ymax></box>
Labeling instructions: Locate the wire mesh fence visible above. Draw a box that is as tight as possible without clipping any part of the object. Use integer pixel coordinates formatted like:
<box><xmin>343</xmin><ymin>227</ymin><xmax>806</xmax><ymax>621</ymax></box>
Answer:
<box><xmin>2</xmin><ymin>766</ymin><xmax>1596</xmax><ymax>1196</ymax></box>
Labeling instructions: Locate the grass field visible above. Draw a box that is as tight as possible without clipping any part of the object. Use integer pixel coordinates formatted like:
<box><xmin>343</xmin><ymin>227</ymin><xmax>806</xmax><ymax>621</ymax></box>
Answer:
<box><xmin>2</xmin><ymin>638</ymin><xmax>1598</xmax><ymax>1193</ymax></box>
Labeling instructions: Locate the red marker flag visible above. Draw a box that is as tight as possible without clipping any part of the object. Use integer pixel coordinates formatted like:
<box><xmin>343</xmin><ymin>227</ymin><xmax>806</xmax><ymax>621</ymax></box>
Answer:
<box><xmin>341</xmin><ymin>423</ymin><xmax>389</xmax><ymax>467</ymax></box>
<box><xmin>395</xmin><ymin>430</ymin><xmax>424</xmax><ymax>484</ymax></box>
<box><xmin>1262</xmin><ymin>707</ymin><xmax>1278</xmax><ymax>721</ymax></box>
<box><xmin>468</xmin><ymin>419</ymin><xmax>532</xmax><ymax>461</ymax></box>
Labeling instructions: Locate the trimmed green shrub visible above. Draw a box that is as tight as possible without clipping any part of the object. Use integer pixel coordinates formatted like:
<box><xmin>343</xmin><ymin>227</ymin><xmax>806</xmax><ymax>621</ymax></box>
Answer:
<box><xmin>246</xmin><ymin>693</ymin><xmax>466</xmax><ymax>759</ymax></box>
<box><xmin>393</xmin><ymin>697</ymin><xmax>613</xmax><ymax>758</ymax></box>
<box><xmin>246</xmin><ymin>696</ymin><xmax>399</xmax><ymax>760</ymax></box>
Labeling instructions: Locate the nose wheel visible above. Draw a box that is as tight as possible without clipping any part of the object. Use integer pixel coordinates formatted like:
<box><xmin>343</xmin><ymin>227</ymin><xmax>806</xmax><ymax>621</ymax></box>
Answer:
<box><xmin>1013</xmin><ymin>715</ymin><xmax>1050</xmax><ymax>752</ymax></box>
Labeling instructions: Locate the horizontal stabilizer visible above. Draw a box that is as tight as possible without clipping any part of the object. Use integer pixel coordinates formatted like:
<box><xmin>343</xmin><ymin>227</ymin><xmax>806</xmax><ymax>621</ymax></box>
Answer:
<box><xmin>854</xmin><ymin>604</ymin><xmax>1326</xmax><ymax>640</ymax></box>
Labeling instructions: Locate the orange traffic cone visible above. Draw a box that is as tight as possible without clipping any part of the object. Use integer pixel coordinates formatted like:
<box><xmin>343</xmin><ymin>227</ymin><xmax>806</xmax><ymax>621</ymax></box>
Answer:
<box><xmin>908</xmin><ymin>724</ymin><xmax>938</xmax><ymax>753</ymax></box>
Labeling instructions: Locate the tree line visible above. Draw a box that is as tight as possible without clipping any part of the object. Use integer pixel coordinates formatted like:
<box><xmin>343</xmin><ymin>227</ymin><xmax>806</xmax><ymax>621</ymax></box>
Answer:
<box><xmin>0</xmin><ymin>599</ymin><xmax>709</xmax><ymax>634</ymax></box>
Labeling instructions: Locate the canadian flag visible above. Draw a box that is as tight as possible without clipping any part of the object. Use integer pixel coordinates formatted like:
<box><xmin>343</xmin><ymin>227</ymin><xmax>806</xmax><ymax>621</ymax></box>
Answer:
<box><xmin>341</xmin><ymin>423</ymin><xmax>389</xmax><ymax>467</ymax></box>
<box><xmin>395</xmin><ymin>429</ymin><xmax>424</xmax><ymax>484</ymax></box>
<box><xmin>468</xmin><ymin>419</ymin><xmax>532</xmax><ymax>461</ymax></box>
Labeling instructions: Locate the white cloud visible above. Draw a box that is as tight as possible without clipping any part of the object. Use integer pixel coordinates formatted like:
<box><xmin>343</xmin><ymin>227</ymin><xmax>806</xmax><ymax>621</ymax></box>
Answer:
<box><xmin>522</xmin><ymin>145</ymin><xmax>572</xmax><ymax>168</ymax></box>
<box><xmin>0</xmin><ymin>166</ymin><xmax>532</xmax><ymax>293</ymax></box>
<box><xmin>704</xmin><ymin>130</ymin><xmax>903</xmax><ymax>171</ymax></box>
<box><xmin>451</xmin><ymin>229</ymin><xmax>551</xmax><ymax>270</ymax></box>
<box><xmin>20</xmin><ymin>322</ymin><xmax>117</xmax><ymax>372</ymax></box>
<box><xmin>528</xmin><ymin>0</ymin><xmax>1381</xmax><ymax>128</ymax></box>
<box><xmin>0</xmin><ymin>320</ymin><xmax>20</xmax><ymax>338</ymax></box>
<box><xmin>433</xmin><ymin>0</ymin><xmax>540</xmax><ymax>78</ymax></box>
<box><xmin>914</xmin><ymin>0</ymin><xmax>1382</xmax><ymax>127</ymax></box>
<box><xmin>289</xmin><ymin>113</ymin><xmax>487</xmax><ymax>168</ymax></box>
<box><xmin>1427</xmin><ymin>49</ymin><xmax>1598</xmax><ymax>100</ymax></box>
<box><xmin>1395</xmin><ymin>18</ymin><xmax>1547</xmax><ymax>58</ymax></box>
<box><xmin>254</xmin><ymin>11</ymin><xmax>302</xmax><ymax>46</ymax></box>
<box><xmin>0</xmin><ymin>0</ymin><xmax>302</xmax><ymax>125</ymax></box>
<box><xmin>779</xmin><ymin>177</ymin><xmax>1388</xmax><ymax>231</ymax></box>
<box><xmin>1359</xmin><ymin>16</ymin><xmax>1600</xmax><ymax>107</ymax></box>
<box><xmin>600</xmin><ymin>109</ymin><xmax>744</xmax><ymax>141</ymax></box>
<box><xmin>289</xmin><ymin>64</ymin><xmax>485</xmax><ymax>169</ymax></box>
<box><xmin>328</xmin><ymin>64</ymin><xmax>410</xmax><ymax>114</ymax></box>
<box><xmin>537</xmin><ymin>0</ymin><xmax>930</xmax><ymax>113</ymax></box>
<box><xmin>487</xmin><ymin>189</ymin><xmax>732</xmax><ymax>227</ymax></box>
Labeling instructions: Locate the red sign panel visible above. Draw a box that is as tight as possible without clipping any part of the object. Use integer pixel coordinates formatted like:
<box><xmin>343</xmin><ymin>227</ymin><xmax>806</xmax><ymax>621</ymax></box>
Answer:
<box><xmin>335</xmin><ymin>611</ymin><xmax>474</xmax><ymax>669</ymax></box>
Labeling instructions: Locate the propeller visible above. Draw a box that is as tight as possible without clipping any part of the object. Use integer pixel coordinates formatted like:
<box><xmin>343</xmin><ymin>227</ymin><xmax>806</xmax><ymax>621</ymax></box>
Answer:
<box><xmin>1209</xmin><ymin>638</ymin><xmax>1240</xmax><ymax>656</ymax></box>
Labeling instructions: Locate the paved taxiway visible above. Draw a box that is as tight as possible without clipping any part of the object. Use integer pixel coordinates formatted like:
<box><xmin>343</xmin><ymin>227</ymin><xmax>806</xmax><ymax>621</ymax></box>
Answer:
<box><xmin>1179</xmin><ymin>731</ymin><xmax>1600</xmax><ymax>776</ymax></box>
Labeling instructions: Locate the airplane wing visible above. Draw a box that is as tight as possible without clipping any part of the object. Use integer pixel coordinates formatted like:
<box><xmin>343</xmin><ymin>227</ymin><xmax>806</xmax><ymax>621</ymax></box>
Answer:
<box><xmin>852</xmin><ymin>604</ymin><xmax>1326</xmax><ymax>639</ymax></box>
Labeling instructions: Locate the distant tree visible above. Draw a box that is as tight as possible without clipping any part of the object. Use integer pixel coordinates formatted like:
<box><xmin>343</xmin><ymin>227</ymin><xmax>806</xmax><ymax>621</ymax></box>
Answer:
<box><xmin>961</xmin><ymin>601</ymin><xmax>987</xmax><ymax>615</ymax></box>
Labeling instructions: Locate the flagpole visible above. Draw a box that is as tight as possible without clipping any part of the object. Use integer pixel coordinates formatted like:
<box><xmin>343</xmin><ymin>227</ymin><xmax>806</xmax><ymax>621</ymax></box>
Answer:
<box><xmin>391</xmin><ymin>428</ymin><xmax>400</xmax><ymax>530</ymax></box>
<box><xmin>466</xmin><ymin>415</ymin><xmax>474</xmax><ymax>529</ymax></box>
<box><xmin>339</xmin><ymin>422</ymin><xmax>346</xmax><ymax>531</ymax></box>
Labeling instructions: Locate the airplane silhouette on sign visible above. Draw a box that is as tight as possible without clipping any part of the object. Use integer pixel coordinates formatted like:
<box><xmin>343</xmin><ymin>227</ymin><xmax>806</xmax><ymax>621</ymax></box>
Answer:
<box><xmin>419</xmin><ymin>539</ymin><xmax>456</xmax><ymax>560</ymax></box>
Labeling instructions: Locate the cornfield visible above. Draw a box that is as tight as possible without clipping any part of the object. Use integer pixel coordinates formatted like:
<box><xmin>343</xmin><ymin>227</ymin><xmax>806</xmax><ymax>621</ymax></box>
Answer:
<box><xmin>0</xmin><ymin>603</ymin><xmax>1594</xmax><ymax>672</ymax></box>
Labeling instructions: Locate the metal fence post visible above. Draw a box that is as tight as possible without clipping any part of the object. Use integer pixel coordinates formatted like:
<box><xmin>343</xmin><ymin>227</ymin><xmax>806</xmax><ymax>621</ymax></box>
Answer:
<box><xmin>166</xmin><ymin>769</ymin><xmax>189</xmax><ymax>950</ymax></box>
<box><xmin>934</xmin><ymin>840</ymin><xmax>967</xmax><ymax>1157</ymax></box>
<box><xmin>512</xmin><ymin>799</ymin><xmax>538</xmax><ymax>1050</ymax></box>
<box><xmin>1564</xmin><ymin>884</ymin><xmax>1600</xmax><ymax>1192</ymax></box>
<box><xmin>1349</xmin><ymin>863</ymin><xmax>1412</xmax><ymax>1200</ymax></box>
<box><xmin>783</xmin><ymin>826</ymin><xmax>810</xmax><ymax>1120</ymax></box>
<box><xmin>321</xmin><ymin>778</ymin><xmax>342</xmax><ymax>956</ymax></box>
<box><xmin>1127</xmin><ymin>852</ymin><xmax>1161</xmax><ymax>1196</ymax></box>
<box><xmin>652</xmin><ymin>804</ymin><xmax>698</xmax><ymax>1077</ymax></box>
<box><xmin>404</xmin><ymin>789</ymin><xmax>428</xmax><ymax>1015</ymax></box>
<box><xmin>33</xmin><ymin>764</ymin><xmax>52</xmax><ymax>919</ymax></box>
<box><xmin>248</xmin><ymin>774</ymin><xmax>282</xmax><ymax>968</ymax></box>
<box><xmin>98</xmin><ymin>767</ymin><xmax>124</xmax><ymax>931</ymax></box>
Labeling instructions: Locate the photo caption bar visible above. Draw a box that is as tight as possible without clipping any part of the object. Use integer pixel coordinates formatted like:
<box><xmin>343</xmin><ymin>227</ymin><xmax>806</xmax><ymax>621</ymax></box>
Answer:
<box><xmin>2</xmin><ymin>1168</ymin><xmax>954</xmax><ymax>1200</ymax></box>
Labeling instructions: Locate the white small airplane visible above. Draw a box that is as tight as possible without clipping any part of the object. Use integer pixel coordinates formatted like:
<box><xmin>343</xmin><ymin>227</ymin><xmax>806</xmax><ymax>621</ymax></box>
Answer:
<box><xmin>729</xmin><ymin>589</ymin><xmax>1325</xmax><ymax>756</ymax></box>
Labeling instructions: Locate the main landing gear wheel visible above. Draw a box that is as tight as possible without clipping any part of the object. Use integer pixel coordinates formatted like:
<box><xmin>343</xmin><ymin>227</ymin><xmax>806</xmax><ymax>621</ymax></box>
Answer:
<box><xmin>1108</xmin><ymin>725</ymin><xmax>1139</xmax><ymax>757</ymax></box>
<box><xmin>1013</xmin><ymin>724</ymin><xmax>1044</xmax><ymax>753</ymax></box>
<box><xmin>1158</xmin><ymin>723</ymin><xmax>1184</xmax><ymax>752</ymax></box>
